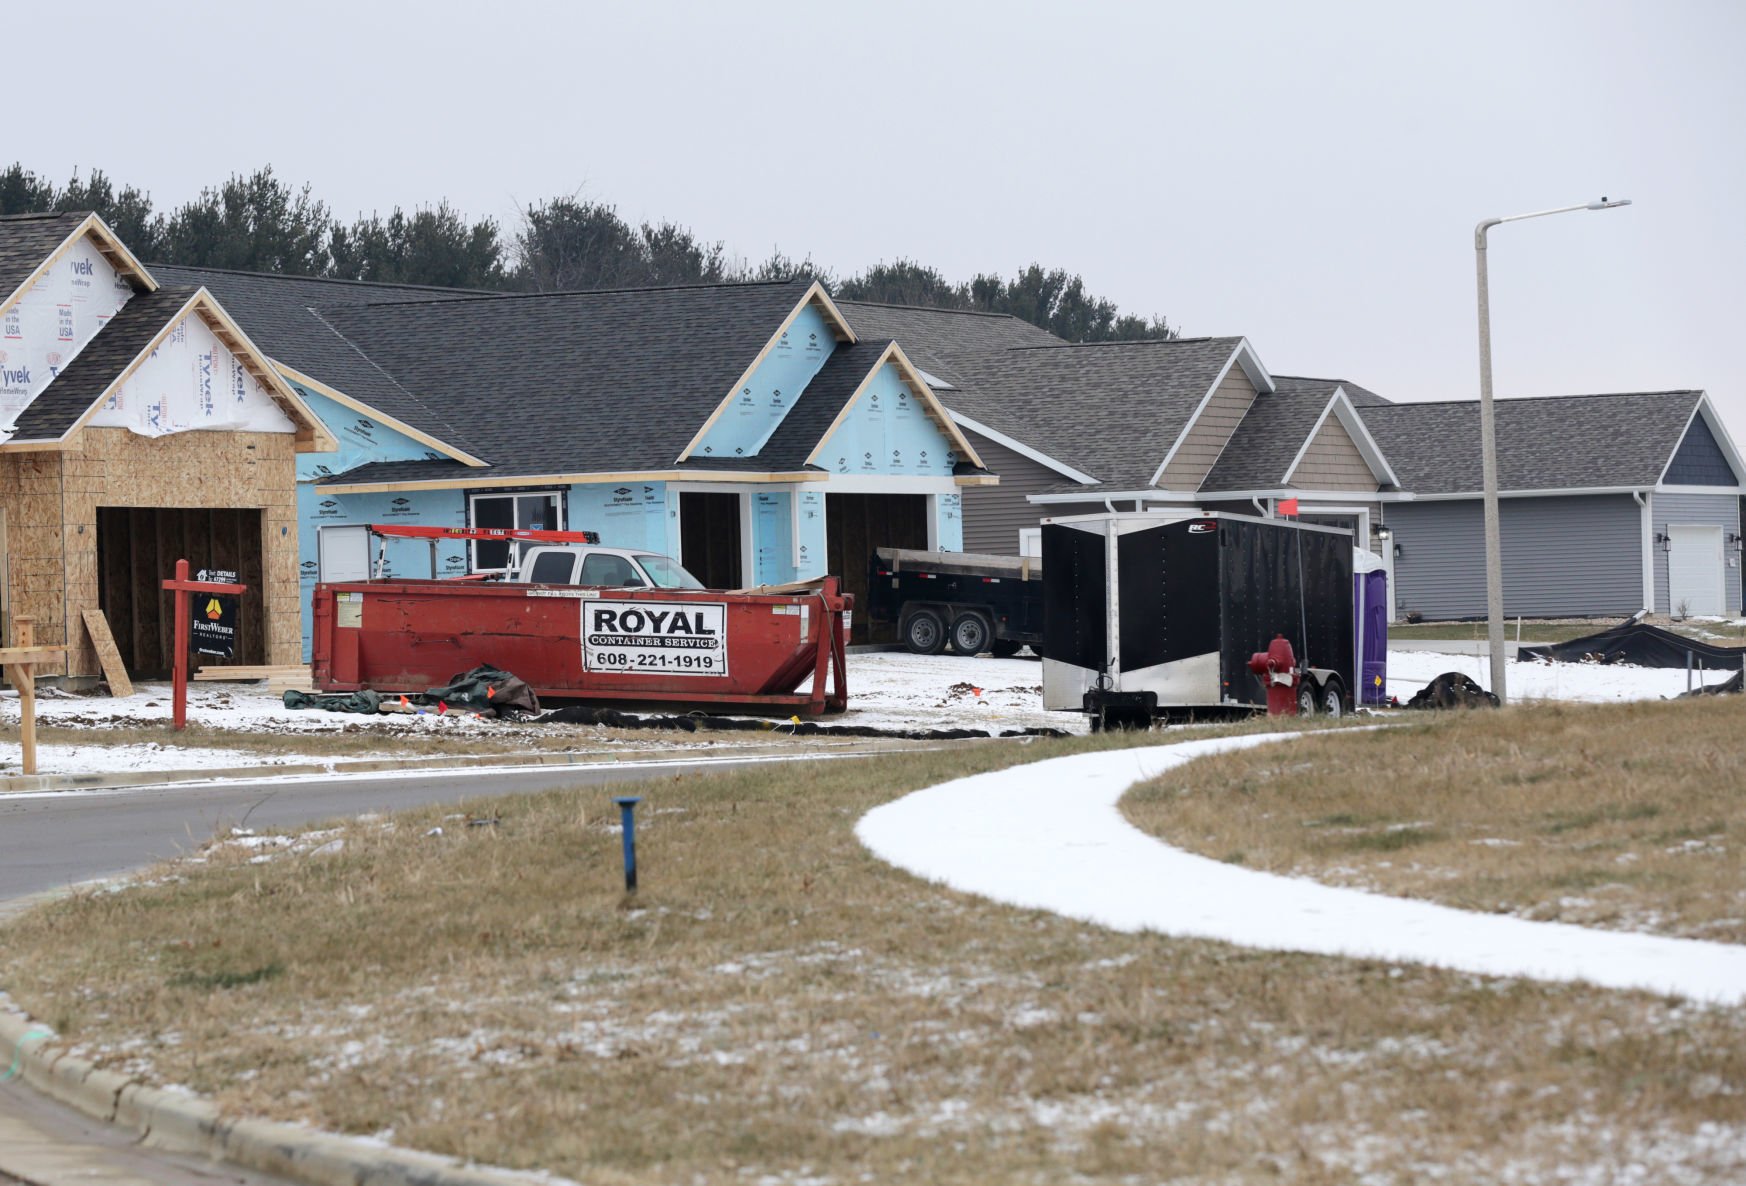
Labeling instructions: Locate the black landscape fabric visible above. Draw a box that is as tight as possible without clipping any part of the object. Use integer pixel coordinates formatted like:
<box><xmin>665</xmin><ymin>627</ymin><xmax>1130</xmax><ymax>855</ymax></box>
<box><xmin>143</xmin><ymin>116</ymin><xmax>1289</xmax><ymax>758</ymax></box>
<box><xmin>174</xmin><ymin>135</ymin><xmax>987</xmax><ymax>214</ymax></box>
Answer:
<box><xmin>1518</xmin><ymin>623</ymin><xmax>1746</xmax><ymax>669</ymax></box>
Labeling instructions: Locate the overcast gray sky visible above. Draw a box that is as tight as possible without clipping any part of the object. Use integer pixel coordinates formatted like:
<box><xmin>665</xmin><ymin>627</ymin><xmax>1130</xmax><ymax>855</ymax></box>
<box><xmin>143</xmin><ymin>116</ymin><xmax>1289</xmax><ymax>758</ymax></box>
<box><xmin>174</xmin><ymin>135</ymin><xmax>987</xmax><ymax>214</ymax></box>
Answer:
<box><xmin>16</xmin><ymin>0</ymin><xmax>1745</xmax><ymax>438</ymax></box>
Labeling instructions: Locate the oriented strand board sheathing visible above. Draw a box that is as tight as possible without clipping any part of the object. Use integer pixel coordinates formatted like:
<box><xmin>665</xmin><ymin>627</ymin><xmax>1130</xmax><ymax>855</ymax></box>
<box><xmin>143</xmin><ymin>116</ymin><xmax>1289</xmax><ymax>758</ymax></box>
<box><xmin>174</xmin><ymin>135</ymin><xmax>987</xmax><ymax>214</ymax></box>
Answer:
<box><xmin>79</xmin><ymin>608</ymin><xmax>133</xmax><ymax>696</ymax></box>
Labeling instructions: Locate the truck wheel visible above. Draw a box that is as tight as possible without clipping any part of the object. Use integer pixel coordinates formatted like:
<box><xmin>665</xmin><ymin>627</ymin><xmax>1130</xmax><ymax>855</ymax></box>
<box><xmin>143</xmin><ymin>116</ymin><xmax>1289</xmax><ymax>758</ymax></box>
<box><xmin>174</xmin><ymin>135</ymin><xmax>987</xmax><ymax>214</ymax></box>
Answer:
<box><xmin>950</xmin><ymin>613</ymin><xmax>992</xmax><ymax>656</ymax></box>
<box><xmin>1296</xmin><ymin>681</ymin><xmax>1318</xmax><ymax>717</ymax></box>
<box><xmin>902</xmin><ymin>608</ymin><xmax>947</xmax><ymax>655</ymax></box>
<box><xmin>990</xmin><ymin>639</ymin><xmax>1024</xmax><ymax>658</ymax></box>
<box><xmin>1321</xmin><ymin>679</ymin><xmax>1346</xmax><ymax>719</ymax></box>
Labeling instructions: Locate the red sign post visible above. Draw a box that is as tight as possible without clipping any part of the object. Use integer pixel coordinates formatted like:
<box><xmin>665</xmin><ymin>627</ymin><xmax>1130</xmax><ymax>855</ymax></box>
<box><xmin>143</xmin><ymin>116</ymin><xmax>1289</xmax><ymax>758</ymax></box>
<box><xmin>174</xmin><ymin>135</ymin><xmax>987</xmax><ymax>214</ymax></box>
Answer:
<box><xmin>161</xmin><ymin>558</ymin><xmax>248</xmax><ymax>731</ymax></box>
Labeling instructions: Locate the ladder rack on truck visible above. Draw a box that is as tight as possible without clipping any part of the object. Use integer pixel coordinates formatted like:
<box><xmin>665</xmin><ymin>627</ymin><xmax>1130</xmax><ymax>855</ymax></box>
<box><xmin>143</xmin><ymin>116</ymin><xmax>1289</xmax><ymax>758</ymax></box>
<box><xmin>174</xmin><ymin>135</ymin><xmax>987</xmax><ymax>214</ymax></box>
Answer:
<box><xmin>363</xmin><ymin>523</ymin><xmax>603</xmax><ymax>579</ymax></box>
<box><xmin>865</xmin><ymin>546</ymin><xmax>1043</xmax><ymax>657</ymax></box>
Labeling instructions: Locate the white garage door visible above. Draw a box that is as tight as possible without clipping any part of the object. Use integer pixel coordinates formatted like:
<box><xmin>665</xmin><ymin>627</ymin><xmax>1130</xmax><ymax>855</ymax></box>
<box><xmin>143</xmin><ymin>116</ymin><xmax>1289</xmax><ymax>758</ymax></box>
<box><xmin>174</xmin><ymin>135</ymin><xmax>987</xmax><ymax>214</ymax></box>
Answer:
<box><xmin>1668</xmin><ymin>524</ymin><xmax>1725</xmax><ymax>617</ymax></box>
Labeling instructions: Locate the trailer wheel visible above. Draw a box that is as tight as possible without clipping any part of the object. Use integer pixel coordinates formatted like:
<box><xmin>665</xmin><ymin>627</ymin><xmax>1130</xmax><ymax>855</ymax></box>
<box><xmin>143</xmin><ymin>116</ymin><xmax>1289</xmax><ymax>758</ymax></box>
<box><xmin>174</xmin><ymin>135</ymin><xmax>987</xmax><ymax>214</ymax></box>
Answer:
<box><xmin>950</xmin><ymin>612</ymin><xmax>992</xmax><ymax>656</ymax></box>
<box><xmin>901</xmin><ymin>608</ymin><xmax>947</xmax><ymax>655</ymax></box>
<box><xmin>990</xmin><ymin>639</ymin><xmax>1024</xmax><ymax>658</ymax></box>
<box><xmin>1296</xmin><ymin>681</ymin><xmax>1318</xmax><ymax>717</ymax></box>
<box><xmin>1320</xmin><ymin>678</ymin><xmax>1346</xmax><ymax>719</ymax></box>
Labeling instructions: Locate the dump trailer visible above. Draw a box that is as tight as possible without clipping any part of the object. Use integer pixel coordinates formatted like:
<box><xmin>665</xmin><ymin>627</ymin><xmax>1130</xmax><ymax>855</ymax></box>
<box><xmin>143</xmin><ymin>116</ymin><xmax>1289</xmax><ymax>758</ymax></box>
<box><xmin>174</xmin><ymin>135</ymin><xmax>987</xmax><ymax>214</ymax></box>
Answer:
<box><xmin>1041</xmin><ymin>511</ymin><xmax>1354</xmax><ymax>726</ymax></box>
<box><xmin>310</xmin><ymin>525</ymin><xmax>850</xmax><ymax>715</ymax></box>
<box><xmin>865</xmin><ymin>546</ymin><xmax>1043</xmax><ymax>656</ymax></box>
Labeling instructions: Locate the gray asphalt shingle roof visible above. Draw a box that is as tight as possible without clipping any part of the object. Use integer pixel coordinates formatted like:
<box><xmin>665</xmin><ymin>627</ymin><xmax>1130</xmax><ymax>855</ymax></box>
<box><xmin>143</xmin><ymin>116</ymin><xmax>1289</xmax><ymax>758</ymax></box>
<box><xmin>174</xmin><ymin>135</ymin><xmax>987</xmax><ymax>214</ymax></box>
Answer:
<box><xmin>6</xmin><ymin>286</ymin><xmax>197</xmax><ymax>440</ymax></box>
<box><xmin>937</xmin><ymin>337</ymin><xmax>1245</xmax><ymax>488</ymax></box>
<box><xmin>1198</xmin><ymin>389</ymin><xmax>1340</xmax><ymax>491</ymax></box>
<box><xmin>1358</xmin><ymin>391</ymin><xmax>1706</xmax><ymax>494</ymax></box>
<box><xmin>0</xmin><ymin>211</ymin><xmax>92</xmax><ymax>304</ymax></box>
<box><xmin>1269</xmin><ymin>374</ymin><xmax>1394</xmax><ymax>408</ymax></box>
<box><xmin>835</xmin><ymin>301</ymin><xmax>1064</xmax><ymax>384</ymax></box>
<box><xmin>318</xmin><ymin>278</ymin><xmax>816</xmax><ymax>478</ymax></box>
<box><xmin>150</xmin><ymin>264</ymin><xmax>486</xmax><ymax>458</ymax></box>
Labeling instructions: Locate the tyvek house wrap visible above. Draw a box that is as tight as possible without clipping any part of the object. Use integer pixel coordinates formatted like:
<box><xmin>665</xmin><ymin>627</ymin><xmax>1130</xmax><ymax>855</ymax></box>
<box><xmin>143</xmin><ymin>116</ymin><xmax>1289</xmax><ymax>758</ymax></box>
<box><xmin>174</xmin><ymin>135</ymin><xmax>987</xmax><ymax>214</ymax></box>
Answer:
<box><xmin>0</xmin><ymin>235</ymin><xmax>133</xmax><ymax>436</ymax></box>
<box><xmin>89</xmin><ymin>311</ymin><xmax>296</xmax><ymax>437</ymax></box>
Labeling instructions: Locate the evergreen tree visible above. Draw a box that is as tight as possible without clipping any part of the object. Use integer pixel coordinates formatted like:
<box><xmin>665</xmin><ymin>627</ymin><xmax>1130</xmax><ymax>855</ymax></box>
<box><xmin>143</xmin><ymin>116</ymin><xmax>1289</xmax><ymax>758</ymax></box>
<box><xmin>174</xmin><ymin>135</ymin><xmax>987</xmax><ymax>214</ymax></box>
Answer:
<box><xmin>158</xmin><ymin>167</ymin><xmax>331</xmax><ymax>275</ymax></box>
<box><xmin>329</xmin><ymin>202</ymin><xmax>503</xmax><ymax>288</ymax></box>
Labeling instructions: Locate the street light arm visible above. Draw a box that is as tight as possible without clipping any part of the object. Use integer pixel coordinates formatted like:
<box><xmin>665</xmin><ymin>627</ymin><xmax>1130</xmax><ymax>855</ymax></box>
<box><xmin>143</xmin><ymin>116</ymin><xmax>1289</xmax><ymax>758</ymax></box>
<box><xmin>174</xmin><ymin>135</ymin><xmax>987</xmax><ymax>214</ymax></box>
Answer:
<box><xmin>1475</xmin><ymin>198</ymin><xmax>1632</xmax><ymax>247</ymax></box>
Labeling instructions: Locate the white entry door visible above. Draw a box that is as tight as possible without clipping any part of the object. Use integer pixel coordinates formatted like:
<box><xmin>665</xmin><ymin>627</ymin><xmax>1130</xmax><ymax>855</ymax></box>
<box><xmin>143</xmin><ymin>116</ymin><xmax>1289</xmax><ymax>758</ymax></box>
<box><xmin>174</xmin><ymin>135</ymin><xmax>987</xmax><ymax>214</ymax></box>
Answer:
<box><xmin>318</xmin><ymin>525</ymin><xmax>373</xmax><ymax>583</ymax></box>
<box><xmin>1668</xmin><ymin>524</ymin><xmax>1725</xmax><ymax>617</ymax></box>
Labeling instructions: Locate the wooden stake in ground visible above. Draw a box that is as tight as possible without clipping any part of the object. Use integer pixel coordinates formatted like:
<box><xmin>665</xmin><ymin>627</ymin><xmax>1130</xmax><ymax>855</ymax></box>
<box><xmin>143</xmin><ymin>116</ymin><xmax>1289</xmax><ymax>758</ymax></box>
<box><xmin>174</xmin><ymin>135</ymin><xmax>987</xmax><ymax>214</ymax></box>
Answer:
<box><xmin>80</xmin><ymin>608</ymin><xmax>134</xmax><ymax>698</ymax></box>
<box><xmin>1</xmin><ymin>616</ymin><xmax>67</xmax><ymax>777</ymax></box>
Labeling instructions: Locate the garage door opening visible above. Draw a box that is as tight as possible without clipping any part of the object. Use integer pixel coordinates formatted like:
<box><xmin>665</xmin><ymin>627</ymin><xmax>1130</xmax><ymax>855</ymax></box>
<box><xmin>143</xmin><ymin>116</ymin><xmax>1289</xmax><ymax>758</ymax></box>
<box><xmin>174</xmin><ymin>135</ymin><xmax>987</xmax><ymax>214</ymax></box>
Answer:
<box><xmin>96</xmin><ymin>507</ymin><xmax>266</xmax><ymax>677</ymax></box>
<box><xmin>827</xmin><ymin>493</ymin><xmax>929</xmax><ymax>641</ymax></box>
<box><xmin>679</xmin><ymin>492</ymin><xmax>743</xmax><ymax>590</ymax></box>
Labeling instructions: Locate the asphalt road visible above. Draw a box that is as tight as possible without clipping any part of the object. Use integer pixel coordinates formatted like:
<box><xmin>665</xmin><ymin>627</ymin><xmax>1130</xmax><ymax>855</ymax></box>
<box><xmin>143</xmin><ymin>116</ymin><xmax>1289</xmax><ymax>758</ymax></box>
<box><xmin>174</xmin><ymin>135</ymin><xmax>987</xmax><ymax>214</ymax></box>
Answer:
<box><xmin>0</xmin><ymin>750</ymin><xmax>879</xmax><ymax>1185</ymax></box>
<box><xmin>0</xmin><ymin>752</ymin><xmax>852</xmax><ymax>905</ymax></box>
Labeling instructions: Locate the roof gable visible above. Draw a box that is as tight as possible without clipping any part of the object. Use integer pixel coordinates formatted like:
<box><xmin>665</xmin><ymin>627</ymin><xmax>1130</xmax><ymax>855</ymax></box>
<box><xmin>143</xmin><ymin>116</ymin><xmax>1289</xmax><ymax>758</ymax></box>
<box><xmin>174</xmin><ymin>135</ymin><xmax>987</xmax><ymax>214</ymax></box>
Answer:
<box><xmin>2</xmin><ymin>286</ymin><xmax>332</xmax><ymax>452</ymax></box>
<box><xmin>833</xmin><ymin>300</ymin><xmax>1065</xmax><ymax>384</ymax></box>
<box><xmin>0</xmin><ymin>211</ymin><xmax>155</xmax><ymax>317</ymax></box>
<box><xmin>935</xmin><ymin>336</ymin><xmax>1248</xmax><ymax>489</ymax></box>
<box><xmin>678</xmin><ymin>281</ymin><xmax>855</xmax><ymax>462</ymax></box>
<box><xmin>151</xmin><ymin>263</ymin><xmax>488</xmax><ymax>466</ymax></box>
<box><xmin>807</xmin><ymin>342</ymin><xmax>983</xmax><ymax>475</ymax></box>
<box><xmin>321</xmin><ymin>278</ymin><xmax>817</xmax><ymax>480</ymax></box>
<box><xmin>1660</xmin><ymin>399</ymin><xmax>1745</xmax><ymax>487</ymax></box>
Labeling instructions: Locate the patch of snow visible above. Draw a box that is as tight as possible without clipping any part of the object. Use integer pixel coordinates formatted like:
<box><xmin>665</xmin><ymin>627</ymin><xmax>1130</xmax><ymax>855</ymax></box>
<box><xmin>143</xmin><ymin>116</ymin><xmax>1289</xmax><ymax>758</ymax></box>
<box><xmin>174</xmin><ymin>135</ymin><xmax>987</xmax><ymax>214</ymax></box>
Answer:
<box><xmin>856</xmin><ymin>735</ymin><xmax>1746</xmax><ymax>1005</ymax></box>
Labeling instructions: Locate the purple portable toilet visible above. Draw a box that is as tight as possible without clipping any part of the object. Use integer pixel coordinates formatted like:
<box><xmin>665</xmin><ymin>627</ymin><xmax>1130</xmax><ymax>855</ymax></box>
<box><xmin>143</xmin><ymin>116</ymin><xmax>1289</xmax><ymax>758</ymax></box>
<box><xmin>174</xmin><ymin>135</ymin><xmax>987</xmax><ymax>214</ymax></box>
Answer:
<box><xmin>1353</xmin><ymin>550</ymin><xmax>1389</xmax><ymax>705</ymax></box>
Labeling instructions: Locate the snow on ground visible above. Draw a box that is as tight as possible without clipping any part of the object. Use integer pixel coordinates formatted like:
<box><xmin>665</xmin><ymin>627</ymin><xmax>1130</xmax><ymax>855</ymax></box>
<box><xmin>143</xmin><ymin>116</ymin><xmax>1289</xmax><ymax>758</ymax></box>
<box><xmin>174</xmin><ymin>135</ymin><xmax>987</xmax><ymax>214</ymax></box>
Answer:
<box><xmin>2</xmin><ymin>645</ymin><xmax>1734</xmax><ymax>780</ymax></box>
<box><xmin>1388</xmin><ymin>648</ymin><xmax>1738</xmax><ymax>703</ymax></box>
<box><xmin>857</xmin><ymin>734</ymin><xmax>1746</xmax><ymax>1006</ymax></box>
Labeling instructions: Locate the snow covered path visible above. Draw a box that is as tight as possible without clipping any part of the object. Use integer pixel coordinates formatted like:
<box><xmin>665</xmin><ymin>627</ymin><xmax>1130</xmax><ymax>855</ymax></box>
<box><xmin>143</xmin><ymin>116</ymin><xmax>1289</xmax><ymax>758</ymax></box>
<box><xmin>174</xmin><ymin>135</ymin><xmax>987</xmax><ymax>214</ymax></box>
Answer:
<box><xmin>857</xmin><ymin>734</ymin><xmax>1746</xmax><ymax>1006</ymax></box>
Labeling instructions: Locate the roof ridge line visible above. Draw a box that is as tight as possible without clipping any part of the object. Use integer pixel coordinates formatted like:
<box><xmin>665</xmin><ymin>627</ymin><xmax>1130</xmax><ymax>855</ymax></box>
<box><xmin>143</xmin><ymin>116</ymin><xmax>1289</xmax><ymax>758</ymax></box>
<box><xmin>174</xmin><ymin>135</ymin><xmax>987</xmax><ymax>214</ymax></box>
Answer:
<box><xmin>332</xmin><ymin>275</ymin><xmax>808</xmax><ymax>311</ymax></box>
<box><xmin>1364</xmin><ymin>389</ymin><xmax>1704</xmax><ymax>407</ymax></box>
<box><xmin>1007</xmin><ymin>335</ymin><xmax>1225</xmax><ymax>350</ymax></box>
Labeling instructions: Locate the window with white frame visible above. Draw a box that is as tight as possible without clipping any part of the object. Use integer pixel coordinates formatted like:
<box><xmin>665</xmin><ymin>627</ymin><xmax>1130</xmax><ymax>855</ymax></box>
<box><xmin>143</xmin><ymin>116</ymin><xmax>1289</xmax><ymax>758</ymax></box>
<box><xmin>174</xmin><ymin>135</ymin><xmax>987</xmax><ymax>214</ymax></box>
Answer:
<box><xmin>468</xmin><ymin>490</ymin><xmax>563</xmax><ymax>572</ymax></box>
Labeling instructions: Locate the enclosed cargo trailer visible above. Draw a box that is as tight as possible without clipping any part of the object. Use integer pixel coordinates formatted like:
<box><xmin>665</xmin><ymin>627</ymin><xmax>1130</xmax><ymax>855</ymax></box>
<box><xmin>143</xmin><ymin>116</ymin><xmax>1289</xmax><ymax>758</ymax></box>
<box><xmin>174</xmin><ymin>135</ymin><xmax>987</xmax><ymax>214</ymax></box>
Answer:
<box><xmin>1041</xmin><ymin>511</ymin><xmax>1354</xmax><ymax>726</ymax></box>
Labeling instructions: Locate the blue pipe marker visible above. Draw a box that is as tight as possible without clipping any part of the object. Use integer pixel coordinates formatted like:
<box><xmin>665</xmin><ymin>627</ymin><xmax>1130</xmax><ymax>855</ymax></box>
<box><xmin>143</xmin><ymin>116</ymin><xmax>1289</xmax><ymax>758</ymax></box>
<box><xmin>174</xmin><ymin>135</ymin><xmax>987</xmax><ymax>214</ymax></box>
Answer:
<box><xmin>614</xmin><ymin>796</ymin><xmax>642</xmax><ymax>892</ymax></box>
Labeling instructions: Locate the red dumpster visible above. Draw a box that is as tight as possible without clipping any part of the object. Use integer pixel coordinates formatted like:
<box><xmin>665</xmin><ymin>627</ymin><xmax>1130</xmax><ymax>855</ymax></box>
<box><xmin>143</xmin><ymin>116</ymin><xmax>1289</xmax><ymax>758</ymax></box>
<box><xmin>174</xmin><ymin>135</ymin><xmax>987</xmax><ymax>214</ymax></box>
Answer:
<box><xmin>311</xmin><ymin>577</ymin><xmax>850</xmax><ymax>715</ymax></box>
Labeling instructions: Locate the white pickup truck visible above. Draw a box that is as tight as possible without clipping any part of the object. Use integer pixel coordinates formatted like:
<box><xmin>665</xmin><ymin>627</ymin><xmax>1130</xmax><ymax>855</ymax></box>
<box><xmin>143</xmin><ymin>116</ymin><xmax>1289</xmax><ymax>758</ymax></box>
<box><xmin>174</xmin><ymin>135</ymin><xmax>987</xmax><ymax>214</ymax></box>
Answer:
<box><xmin>512</xmin><ymin>545</ymin><xmax>706</xmax><ymax>590</ymax></box>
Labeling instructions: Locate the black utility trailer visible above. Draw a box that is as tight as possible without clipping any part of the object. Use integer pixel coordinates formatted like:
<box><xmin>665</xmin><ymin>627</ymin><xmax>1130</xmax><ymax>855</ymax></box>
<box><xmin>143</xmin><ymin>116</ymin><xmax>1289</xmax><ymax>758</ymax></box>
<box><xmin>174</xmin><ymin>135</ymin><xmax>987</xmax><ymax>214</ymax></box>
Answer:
<box><xmin>1041</xmin><ymin>511</ymin><xmax>1354</xmax><ymax>726</ymax></box>
<box><xmin>865</xmin><ymin>546</ymin><xmax>1044</xmax><ymax>656</ymax></box>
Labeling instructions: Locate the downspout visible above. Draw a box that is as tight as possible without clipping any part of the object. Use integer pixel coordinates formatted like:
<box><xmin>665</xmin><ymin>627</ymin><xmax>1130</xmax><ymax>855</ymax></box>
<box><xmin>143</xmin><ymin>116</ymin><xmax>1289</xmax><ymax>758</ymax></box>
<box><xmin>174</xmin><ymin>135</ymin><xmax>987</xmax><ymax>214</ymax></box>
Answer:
<box><xmin>1633</xmin><ymin>490</ymin><xmax>1654</xmax><ymax>613</ymax></box>
<box><xmin>1252</xmin><ymin>497</ymin><xmax>1269</xmax><ymax>518</ymax></box>
<box><xmin>1104</xmin><ymin>499</ymin><xmax>1118</xmax><ymax>515</ymax></box>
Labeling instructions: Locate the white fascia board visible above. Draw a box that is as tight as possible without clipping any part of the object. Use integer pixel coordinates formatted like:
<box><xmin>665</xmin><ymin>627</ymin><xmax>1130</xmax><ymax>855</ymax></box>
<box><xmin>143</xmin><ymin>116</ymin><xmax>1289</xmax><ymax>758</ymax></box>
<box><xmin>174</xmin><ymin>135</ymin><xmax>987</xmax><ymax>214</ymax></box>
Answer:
<box><xmin>949</xmin><ymin>411</ymin><xmax>1098</xmax><ymax>485</ymax></box>
<box><xmin>1230</xmin><ymin>336</ymin><xmax>1275</xmax><ymax>394</ymax></box>
<box><xmin>1028</xmin><ymin>486</ymin><xmax>1423</xmax><ymax>507</ymax></box>
<box><xmin>1651</xmin><ymin>484</ymin><xmax>1745</xmax><ymax>496</ymax></box>
<box><xmin>1147</xmin><ymin>336</ymin><xmax>1279</xmax><ymax>489</ymax></box>
<box><xmin>1329</xmin><ymin>388</ymin><xmax>1399</xmax><ymax>486</ymax></box>
<box><xmin>1408</xmin><ymin>485</ymin><xmax>1650</xmax><ymax>501</ymax></box>
<box><xmin>1656</xmin><ymin>394</ymin><xmax>1746</xmax><ymax>487</ymax></box>
<box><xmin>1028</xmin><ymin>488</ymin><xmax>1151</xmax><ymax>505</ymax></box>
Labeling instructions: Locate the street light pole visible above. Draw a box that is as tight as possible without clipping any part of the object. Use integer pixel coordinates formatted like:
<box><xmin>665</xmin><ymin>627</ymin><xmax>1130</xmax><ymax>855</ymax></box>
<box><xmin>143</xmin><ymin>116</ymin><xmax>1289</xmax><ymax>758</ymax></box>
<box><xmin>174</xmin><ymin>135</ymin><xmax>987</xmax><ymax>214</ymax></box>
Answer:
<box><xmin>1473</xmin><ymin>197</ymin><xmax>1631</xmax><ymax>705</ymax></box>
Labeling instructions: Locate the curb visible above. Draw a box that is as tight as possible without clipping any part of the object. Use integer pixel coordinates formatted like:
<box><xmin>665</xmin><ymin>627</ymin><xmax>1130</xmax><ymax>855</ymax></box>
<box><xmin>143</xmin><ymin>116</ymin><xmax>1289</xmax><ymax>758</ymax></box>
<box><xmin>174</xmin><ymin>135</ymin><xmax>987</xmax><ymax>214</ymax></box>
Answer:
<box><xmin>1</xmin><ymin>1006</ymin><xmax>556</xmax><ymax>1186</ymax></box>
<box><xmin>0</xmin><ymin>737</ymin><xmax>913</xmax><ymax>796</ymax></box>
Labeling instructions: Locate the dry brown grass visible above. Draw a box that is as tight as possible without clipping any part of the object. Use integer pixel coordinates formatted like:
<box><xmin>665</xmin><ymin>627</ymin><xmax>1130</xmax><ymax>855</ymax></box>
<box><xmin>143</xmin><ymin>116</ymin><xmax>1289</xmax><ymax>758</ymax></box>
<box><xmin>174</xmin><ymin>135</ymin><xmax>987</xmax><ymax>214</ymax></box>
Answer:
<box><xmin>1126</xmin><ymin>699</ymin><xmax>1746</xmax><ymax>943</ymax></box>
<box><xmin>2</xmin><ymin>716</ymin><xmax>1743</xmax><ymax>1184</ymax></box>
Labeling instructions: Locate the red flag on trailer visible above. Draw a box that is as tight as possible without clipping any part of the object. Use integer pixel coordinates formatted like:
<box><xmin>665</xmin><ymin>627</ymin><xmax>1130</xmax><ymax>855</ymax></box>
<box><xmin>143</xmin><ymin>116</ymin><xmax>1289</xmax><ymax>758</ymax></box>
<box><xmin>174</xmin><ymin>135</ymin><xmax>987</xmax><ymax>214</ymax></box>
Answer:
<box><xmin>1278</xmin><ymin>498</ymin><xmax>1300</xmax><ymax>517</ymax></box>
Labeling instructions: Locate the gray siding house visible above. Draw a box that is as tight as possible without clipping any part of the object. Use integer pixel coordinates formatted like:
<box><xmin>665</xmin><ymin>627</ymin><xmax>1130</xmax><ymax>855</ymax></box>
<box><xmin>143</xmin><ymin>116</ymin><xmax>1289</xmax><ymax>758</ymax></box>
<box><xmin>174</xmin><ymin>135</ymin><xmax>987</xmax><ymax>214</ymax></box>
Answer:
<box><xmin>1362</xmin><ymin>392</ymin><xmax>1745</xmax><ymax>619</ymax></box>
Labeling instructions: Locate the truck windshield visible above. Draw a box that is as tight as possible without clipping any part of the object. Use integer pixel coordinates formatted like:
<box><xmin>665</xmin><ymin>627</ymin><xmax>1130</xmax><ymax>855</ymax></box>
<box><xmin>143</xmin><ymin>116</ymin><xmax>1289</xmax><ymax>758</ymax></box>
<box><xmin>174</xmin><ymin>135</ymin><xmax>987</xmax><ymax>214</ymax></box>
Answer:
<box><xmin>638</xmin><ymin>555</ymin><xmax>706</xmax><ymax>590</ymax></box>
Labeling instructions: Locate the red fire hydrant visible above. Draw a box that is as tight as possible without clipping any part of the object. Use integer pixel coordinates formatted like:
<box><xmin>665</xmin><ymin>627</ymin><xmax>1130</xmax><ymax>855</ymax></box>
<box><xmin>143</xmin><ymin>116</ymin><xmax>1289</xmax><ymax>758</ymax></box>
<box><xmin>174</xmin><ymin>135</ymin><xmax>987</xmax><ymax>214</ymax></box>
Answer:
<box><xmin>1247</xmin><ymin>634</ymin><xmax>1300</xmax><ymax>716</ymax></box>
